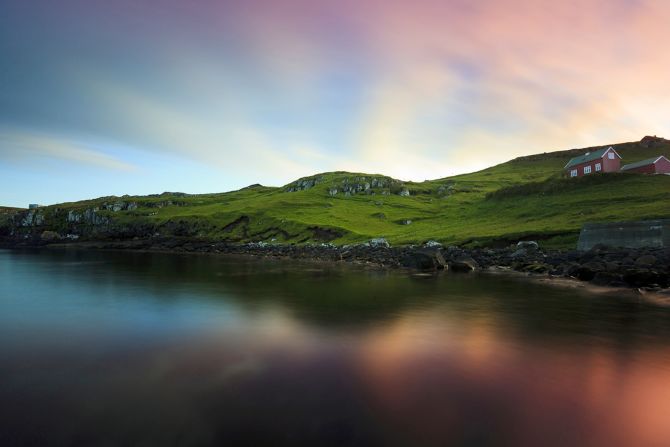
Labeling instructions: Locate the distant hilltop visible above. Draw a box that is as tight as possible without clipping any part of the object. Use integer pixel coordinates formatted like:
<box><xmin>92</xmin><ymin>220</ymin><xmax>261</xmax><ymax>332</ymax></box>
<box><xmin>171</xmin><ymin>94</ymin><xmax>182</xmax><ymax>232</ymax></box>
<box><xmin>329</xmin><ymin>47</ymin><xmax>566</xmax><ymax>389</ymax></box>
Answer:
<box><xmin>640</xmin><ymin>135</ymin><xmax>668</xmax><ymax>148</ymax></box>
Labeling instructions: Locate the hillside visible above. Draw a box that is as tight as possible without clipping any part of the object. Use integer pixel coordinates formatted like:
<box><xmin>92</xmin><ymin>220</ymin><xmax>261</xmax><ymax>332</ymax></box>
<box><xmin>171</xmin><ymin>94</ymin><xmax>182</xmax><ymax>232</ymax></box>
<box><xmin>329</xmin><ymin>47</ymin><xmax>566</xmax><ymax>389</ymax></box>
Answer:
<box><xmin>2</xmin><ymin>138</ymin><xmax>670</xmax><ymax>249</ymax></box>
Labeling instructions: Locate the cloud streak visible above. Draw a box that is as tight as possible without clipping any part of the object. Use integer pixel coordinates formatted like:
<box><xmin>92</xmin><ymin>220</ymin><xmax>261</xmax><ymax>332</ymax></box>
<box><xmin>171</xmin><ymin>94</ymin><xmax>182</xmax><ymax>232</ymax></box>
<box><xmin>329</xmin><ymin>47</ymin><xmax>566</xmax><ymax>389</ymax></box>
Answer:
<box><xmin>0</xmin><ymin>129</ymin><xmax>137</xmax><ymax>172</ymax></box>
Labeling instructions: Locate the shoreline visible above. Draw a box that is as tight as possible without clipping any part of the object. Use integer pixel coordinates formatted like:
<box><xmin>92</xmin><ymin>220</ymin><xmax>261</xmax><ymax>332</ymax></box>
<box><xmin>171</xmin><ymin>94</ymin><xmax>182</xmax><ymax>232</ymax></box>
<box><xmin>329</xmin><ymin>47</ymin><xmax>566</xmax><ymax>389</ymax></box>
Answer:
<box><xmin>2</xmin><ymin>238</ymin><xmax>669</xmax><ymax>301</ymax></box>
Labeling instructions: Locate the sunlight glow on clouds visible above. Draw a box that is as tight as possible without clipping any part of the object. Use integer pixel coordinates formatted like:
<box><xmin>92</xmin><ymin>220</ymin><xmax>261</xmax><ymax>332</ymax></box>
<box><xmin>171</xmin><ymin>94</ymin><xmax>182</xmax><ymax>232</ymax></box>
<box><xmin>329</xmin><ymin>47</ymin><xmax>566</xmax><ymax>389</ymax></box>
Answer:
<box><xmin>1</xmin><ymin>0</ymin><xmax>669</xmax><ymax>205</ymax></box>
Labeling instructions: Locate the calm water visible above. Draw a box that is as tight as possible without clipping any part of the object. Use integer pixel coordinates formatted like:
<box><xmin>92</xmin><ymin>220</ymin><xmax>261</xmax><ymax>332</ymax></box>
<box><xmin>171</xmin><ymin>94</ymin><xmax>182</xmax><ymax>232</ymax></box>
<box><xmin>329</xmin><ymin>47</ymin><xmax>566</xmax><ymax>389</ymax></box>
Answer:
<box><xmin>2</xmin><ymin>249</ymin><xmax>670</xmax><ymax>447</ymax></box>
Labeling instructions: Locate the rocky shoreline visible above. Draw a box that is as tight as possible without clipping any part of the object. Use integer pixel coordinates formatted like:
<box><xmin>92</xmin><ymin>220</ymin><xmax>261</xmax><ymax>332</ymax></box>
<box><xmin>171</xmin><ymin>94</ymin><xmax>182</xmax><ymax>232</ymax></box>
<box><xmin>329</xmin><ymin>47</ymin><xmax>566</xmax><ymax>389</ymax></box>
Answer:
<box><xmin>3</xmin><ymin>237</ymin><xmax>669</xmax><ymax>292</ymax></box>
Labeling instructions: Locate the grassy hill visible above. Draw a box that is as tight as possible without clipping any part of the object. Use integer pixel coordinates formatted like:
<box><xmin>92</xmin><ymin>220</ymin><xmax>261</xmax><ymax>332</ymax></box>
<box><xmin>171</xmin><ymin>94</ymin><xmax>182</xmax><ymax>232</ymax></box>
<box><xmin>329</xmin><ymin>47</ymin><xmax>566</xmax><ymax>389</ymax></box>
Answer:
<box><xmin>3</xmin><ymin>139</ymin><xmax>670</xmax><ymax>249</ymax></box>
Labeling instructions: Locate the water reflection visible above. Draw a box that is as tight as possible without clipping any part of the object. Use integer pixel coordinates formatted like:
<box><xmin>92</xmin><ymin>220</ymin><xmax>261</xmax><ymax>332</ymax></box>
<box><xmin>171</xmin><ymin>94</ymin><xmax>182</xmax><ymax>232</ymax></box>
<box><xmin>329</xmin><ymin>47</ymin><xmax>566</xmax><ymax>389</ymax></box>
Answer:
<box><xmin>1</xmin><ymin>249</ymin><xmax>670</xmax><ymax>446</ymax></box>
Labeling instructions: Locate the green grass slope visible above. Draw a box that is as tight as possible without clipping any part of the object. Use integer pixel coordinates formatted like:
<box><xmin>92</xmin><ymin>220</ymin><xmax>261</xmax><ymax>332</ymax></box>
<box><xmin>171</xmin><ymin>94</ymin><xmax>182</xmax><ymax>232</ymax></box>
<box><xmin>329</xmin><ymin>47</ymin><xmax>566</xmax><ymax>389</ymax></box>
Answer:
<box><xmin>5</xmin><ymin>139</ymin><xmax>670</xmax><ymax>249</ymax></box>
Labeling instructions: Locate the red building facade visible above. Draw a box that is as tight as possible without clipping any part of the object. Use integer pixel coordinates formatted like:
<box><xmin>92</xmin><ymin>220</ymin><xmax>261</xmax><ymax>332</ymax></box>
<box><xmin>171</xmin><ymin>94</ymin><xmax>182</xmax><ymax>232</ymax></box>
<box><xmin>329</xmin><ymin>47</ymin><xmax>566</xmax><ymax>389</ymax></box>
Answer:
<box><xmin>564</xmin><ymin>147</ymin><xmax>621</xmax><ymax>178</ymax></box>
<box><xmin>621</xmin><ymin>156</ymin><xmax>670</xmax><ymax>174</ymax></box>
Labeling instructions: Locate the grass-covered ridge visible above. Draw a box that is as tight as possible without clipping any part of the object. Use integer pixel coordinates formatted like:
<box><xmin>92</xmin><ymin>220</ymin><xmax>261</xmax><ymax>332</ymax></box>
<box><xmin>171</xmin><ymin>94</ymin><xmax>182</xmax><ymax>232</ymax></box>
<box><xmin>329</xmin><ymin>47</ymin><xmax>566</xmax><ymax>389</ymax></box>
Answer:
<box><xmin>4</xmin><ymin>139</ymin><xmax>670</xmax><ymax>249</ymax></box>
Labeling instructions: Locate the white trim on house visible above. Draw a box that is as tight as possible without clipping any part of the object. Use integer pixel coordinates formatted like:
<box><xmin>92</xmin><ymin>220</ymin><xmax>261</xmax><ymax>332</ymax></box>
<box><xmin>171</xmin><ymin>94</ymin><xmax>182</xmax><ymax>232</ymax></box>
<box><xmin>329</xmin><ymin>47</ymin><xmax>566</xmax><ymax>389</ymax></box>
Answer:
<box><xmin>653</xmin><ymin>155</ymin><xmax>670</xmax><ymax>164</ymax></box>
<box><xmin>570</xmin><ymin>169</ymin><xmax>577</xmax><ymax>177</ymax></box>
<box><xmin>595</xmin><ymin>162</ymin><xmax>601</xmax><ymax>172</ymax></box>
<box><xmin>602</xmin><ymin>147</ymin><xmax>622</xmax><ymax>159</ymax></box>
<box><xmin>584</xmin><ymin>165</ymin><xmax>592</xmax><ymax>174</ymax></box>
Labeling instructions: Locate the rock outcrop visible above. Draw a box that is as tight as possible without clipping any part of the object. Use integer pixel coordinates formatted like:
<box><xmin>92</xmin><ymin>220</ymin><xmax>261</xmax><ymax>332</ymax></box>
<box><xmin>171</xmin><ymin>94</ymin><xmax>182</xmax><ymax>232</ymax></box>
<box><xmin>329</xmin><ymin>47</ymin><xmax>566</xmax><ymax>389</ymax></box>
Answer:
<box><xmin>284</xmin><ymin>175</ymin><xmax>414</xmax><ymax>197</ymax></box>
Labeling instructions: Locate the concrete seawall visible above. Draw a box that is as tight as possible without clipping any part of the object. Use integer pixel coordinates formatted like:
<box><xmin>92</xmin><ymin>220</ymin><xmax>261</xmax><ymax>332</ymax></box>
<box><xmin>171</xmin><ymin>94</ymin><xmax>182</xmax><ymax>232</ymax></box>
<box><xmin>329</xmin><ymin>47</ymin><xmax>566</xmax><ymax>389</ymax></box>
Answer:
<box><xmin>578</xmin><ymin>219</ymin><xmax>670</xmax><ymax>250</ymax></box>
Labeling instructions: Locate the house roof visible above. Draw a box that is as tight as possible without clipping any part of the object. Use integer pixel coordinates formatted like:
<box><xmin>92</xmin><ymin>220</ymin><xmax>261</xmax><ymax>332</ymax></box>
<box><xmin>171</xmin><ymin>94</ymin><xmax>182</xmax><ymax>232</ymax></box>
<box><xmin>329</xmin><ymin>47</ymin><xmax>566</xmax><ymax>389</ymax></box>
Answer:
<box><xmin>621</xmin><ymin>156</ymin><xmax>668</xmax><ymax>171</ymax></box>
<box><xmin>564</xmin><ymin>147</ymin><xmax>619</xmax><ymax>169</ymax></box>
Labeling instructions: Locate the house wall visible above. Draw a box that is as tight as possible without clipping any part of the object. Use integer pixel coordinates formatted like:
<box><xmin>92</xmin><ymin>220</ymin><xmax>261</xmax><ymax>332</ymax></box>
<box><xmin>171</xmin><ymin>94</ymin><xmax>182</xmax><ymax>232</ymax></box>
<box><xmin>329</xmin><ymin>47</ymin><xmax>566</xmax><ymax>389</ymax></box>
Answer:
<box><xmin>654</xmin><ymin>157</ymin><xmax>670</xmax><ymax>174</ymax></box>
<box><xmin>566</xmin><ymin>160</ymin><xmax>604</xmax><ymax>177</ymax></box>
<box><xmin>625</xmin><ymin>157</ymin><xmax>670</xmax><ymax>174</ymax></box>
<box><xmin>601</xmin><ymin>151</ymin><xmax>621</xmax><ymax>172</ymax></box>
<box><xmin>626</xmin><ymin>163</ymin><xmax>656</xmax><ymax>174</ymax></box>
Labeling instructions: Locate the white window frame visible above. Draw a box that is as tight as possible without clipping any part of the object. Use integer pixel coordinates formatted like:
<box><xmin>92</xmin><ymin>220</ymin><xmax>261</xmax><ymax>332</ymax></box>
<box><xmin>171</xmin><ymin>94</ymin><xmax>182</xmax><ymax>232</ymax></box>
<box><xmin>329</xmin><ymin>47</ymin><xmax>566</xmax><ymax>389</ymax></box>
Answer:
<box><xmin>570</xmin><ymin>169</ymin><xmax>577</xmax><ymax>177</ymax></box>
<box><xmin>584</xmin><ymin>165</ymin><xmax>592</xmax><ymax>174</ymax></box>
<box><xmin>608</xmin><ymin>152</ymin><xmax>615</xmax><ymax>159</ymax></box>
<box><xmin>595</xmin><ymin>163</ymin><xmax>601</xmax><ymax>172</ymax></box>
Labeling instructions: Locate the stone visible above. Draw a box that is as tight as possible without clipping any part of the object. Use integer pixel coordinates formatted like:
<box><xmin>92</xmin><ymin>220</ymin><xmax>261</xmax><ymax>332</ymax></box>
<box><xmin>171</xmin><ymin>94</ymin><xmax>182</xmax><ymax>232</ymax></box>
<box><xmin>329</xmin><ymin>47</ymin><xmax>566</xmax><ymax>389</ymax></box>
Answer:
<box><xmin>368</xmin><ymin>238</ymin><xmax>390</xmax><ymax>248</ymax></box>
<box><xmin>516</xmin><ymin>241</ymin><xmax>539</xmax><ymax>250</ymax></box>
<box><xmin>523</xmin><ymin>262</ymin><xmax>549</xmax><ymax>274</ymax></box>
<box><xmin>510</xmin><ymin>249</ymin><xmax>527</xmax><ymax>259</ymax></box>
<box><xmin>591</xmin><ymin>272</ymin><xmax>625</xmax><ymax>287</ymax></box>
<box><xmin>19</xmin><ymin>211</ymin><xmax>34</xmax><ymax>227</ymax></box>
<box><xmin>623</xmin><ymin>268</ymin><xmax>662</xmax><ymax>287</ymax></box>
<box><xmin>67</xmin><ymin>210</ymin><xmax>81</xmax><ymax>223</ymax></box>
<box><xmin>401</xmin><ymin>249</ymin><xmax>446</xmax><ymax>271</ymax></box>
<box><xmin>449</xmin><ymin>256</ymin><xmax>479</xmax><ymax>272</ymax></box>
<box><xmin>574</xmin><ymin>261</ymin><xmax>606</xmax><ymax>281</ymax></box>
<box><xmin>605</xmin><ymin>261</ymin><xmax>620</xmax><ymax>272</ymax></box>
<box><xmin>40</xmin><ymin>230</ymin><xmax>60</xmax><ymax>241</ymax></box>
<box><xmin>398</xmin><ymin>188</ymin><xmax>410</xmax><ymax>197</ymax></box>
<box><xmin>424</xmin><ymin>240</ymin><xmax>443</xmax><ymax>248</ymax></box>
<box><xmin>635</xmin><ymin>255</ymin><xmax>657</xmax><ymax>266</ymax></box>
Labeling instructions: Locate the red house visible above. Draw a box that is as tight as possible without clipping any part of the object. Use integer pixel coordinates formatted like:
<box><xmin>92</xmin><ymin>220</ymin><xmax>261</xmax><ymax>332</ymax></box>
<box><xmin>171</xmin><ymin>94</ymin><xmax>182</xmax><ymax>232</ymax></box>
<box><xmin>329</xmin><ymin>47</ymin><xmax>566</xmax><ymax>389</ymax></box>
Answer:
<box><xmin>564</xmin><ymin>146</ymin><xmax>622</xmax><ymax>178</ymax></box>
<box><xmin>621</xmin><ymin>156</ymin><xmax>670</xmax><ymax>174</ymax></box>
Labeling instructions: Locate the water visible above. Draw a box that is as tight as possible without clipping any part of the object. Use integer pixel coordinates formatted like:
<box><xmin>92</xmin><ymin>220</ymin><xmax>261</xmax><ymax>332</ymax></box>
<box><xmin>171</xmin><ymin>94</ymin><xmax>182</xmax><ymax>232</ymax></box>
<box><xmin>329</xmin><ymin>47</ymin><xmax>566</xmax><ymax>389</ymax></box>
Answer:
<box><xmin>2</xmin><ymin>249</ymin><xmax>670</xmax><ymax>447</ymax></box>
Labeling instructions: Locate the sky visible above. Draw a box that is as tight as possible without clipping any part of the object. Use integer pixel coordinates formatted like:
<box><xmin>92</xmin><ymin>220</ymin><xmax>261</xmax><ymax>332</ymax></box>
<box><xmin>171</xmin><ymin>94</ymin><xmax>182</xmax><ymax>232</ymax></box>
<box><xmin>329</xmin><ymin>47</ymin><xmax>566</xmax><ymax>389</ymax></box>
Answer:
<box><xmin>1</xmin><ymin>0</ymin><xmax>669</xmax><ymax>207</ymax></box>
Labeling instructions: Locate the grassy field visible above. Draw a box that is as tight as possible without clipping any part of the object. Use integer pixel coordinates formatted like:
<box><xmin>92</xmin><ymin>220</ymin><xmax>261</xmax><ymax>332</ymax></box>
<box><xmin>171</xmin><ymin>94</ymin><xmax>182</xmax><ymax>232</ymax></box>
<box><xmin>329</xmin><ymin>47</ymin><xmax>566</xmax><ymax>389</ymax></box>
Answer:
<box><xmin>4</xmin><ymin>140</ymin><xmax>670</xmax><ymax>249</ymax></box>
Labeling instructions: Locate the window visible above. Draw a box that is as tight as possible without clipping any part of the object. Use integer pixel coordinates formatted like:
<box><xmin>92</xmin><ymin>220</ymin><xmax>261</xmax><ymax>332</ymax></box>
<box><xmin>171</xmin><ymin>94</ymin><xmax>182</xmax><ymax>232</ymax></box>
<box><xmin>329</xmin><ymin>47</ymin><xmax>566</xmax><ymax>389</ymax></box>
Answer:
<box><xmin>608</xmin><ymin>152</ymin><xmax>615</xmax><ymax>159</ymax></box>
<box><xmin>584</xmin><ymin>165</ymin><xmax>592</xmax><ymax>174</ymax></box>
<box><xmin>595</xmin><ymin>163</ymin><xmax>602</xmax><ymax>172</ymax></box>
<box><xmin>570</xmin><ymin>169</ymin><xmax>577</xmax><ymax>177</ymax></box>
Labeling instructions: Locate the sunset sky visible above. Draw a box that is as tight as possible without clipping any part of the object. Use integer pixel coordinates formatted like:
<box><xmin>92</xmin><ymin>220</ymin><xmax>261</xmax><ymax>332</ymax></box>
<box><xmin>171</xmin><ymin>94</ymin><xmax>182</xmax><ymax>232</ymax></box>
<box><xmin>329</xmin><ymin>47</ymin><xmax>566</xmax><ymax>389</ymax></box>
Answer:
<box><xmin>1</xmin><ymin>0</ymin><xmax>669</xmax><ymax>207</ymax></box>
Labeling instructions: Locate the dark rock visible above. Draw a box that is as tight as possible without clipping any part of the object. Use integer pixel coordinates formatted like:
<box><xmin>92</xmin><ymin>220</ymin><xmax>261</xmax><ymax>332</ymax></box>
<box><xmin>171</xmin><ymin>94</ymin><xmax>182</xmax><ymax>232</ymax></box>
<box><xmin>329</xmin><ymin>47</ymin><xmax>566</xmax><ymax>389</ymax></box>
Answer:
<box><xmin>604</xmin><ymin>261</ymin><xmax>620</xmax><ymax>272</ymax></box>
<box><xmin>450</xmin><ymin>256</ymin><xmax>479</xmax><ymax>272</ymax></box>
<box><xmin>591</xmin><ymin>272</ymin><xmax>625</xmax><ymax>287</ymax></box>
<box><xmin>40</xmin><ymin>230</ymin><xmax>60</xmax><ymax>241</ymax></box>
<box><xmin>623</xmin><ymin>268</ymin><xmax>665</xmax><ymax>287</ymax></box>
<box><xmin>635</xmin><ymin>255</ymin><xmax>657</xmax><ymax>266</ymax></box>
<box><xmin>401</xmin><ymin>249</ymin><xmax>446</xmax><ymax>271</ymax></box>
<box><xmin>522</xmin><ymin>262</ymin><xmax>550</xmax><ymax>274</ymax></box>
<box><xmin>574</xmin><ymin>261</ymin><xmax>606</xmax><ymax>281</ymax></box>
<box><xmin>516</xmin><ymin>241</ymin><xmax>539</xmax><ymax>250</ymax></box>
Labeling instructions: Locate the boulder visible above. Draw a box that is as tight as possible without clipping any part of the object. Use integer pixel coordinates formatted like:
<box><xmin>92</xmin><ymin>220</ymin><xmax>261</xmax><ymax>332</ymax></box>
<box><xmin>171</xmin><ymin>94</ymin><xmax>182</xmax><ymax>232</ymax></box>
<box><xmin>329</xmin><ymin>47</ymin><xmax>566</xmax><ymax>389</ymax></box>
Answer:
<box><xmin>401</xmin><ymin>249</ymin><xmax>446</xmax><ymax>271</ymax></box>
<box><xmin>516</xmin><ymin>241</ymin><xmax>539</xmax><ymax>250</ymax></box>
<box><xmin>510</xmin><ymin>249</ymin><xmax>528</xmax><ymax>259</ymax></box>
<box><xmin>635</xmin><ymin>255</ymin><xmax>657</xmax><ymax>266</ymax></box>
<box><xmin>40</xmin><ymin>230</ymin><xmax>60</xmax><ymax>241</ymax></box>
<box><xmin>522</xmin><ymin>262</ymin><xmax>550</xmax><ymax>274</ymax></box>
<box><xmin>424</xmin><ymin>240</ymin><xmax>443</xmax><ymax>248</ymax></box>
<box><xmin>450</xmin><ymin>256</ymin><xmax>479</xmax><ymax>272</ymax></box>
<box><xmin>623</xmin><ymin>268</ymin><xmax>664</xmax><ymax>287</ymax></box>
<box><xmin>605</xmin><ymin>261</ymin><xmax>620</xmax><ymax>272</ymax></box>
<box><xmin>591</xmin><ymin>272</ymin><xmax>626</xmax><ymax>287</ymax></box>
<box><xmin>368</xmin><ymin>238</ymin><xmax>390</xmax><ymax>248</ymax></box>
<box><xmin>574</xmin><ymin>261</ymin><xmax>606</xmax><ymax>281</ymax></box>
